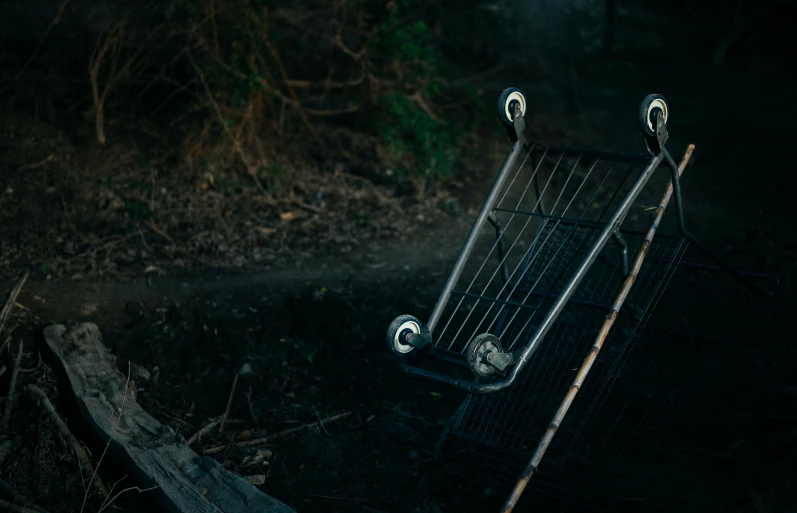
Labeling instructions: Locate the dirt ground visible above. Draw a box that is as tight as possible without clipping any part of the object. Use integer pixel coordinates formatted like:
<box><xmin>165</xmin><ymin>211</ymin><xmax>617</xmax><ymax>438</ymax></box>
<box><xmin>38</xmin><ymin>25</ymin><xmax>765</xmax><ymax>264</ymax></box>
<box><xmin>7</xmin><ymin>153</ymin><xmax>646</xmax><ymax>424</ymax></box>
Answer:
<box><xmin>2</xmin><ymin>4</ymin><xmax>797</xmax><ymax>513</ymax></box>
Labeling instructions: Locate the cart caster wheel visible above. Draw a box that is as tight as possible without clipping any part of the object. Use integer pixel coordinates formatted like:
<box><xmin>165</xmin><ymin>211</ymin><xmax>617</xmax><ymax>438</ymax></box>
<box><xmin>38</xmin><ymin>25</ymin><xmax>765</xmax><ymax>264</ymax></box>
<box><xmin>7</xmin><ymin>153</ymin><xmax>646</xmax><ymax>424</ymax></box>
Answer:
<box><xmin>638</xmin><ymin>94</ymin><xmax>668</xmax><ymax>137</ymax></box>
<box><xmin>386</xmin><ymin>315</ymin><xmax>422</xmax><ymax>357</ymax></box>
<box><xmin>467</xmin><ymin>333</ymin><xmax>504</xmax><ymax>377</ymax></box>
<box><xmin>497</xmin><ymin>87</ymin><xmax>527</xmax><ymax>127</ymax></box>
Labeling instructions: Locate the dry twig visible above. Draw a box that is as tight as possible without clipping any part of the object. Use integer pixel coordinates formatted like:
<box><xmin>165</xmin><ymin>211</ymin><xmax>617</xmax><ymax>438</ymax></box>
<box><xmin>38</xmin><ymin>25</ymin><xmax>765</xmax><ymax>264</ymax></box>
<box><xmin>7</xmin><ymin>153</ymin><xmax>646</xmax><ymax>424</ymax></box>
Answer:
<box><xmin>313</xmin><ymin>406</ymin><xmax>329</xmax><ymax>436</ymax></box>
<box><xmin>146</xmin><ymin>221</ymin><xmax>174</xmax><ymax>243</ymax></box>
<box><xmin>16</xmin><ymin>0</ymin><xmax>71</xmax><ymax>80</ymax></box>
<box><xmin>0</xmin><ymin>477</ymin><xmax>48</xmax><ymax>513</ymax></box>
<box><xmin>0</xmin><ymin>273</ymin><xmax>29</xmax><ymax>349</ymax></box>
<box><xmin>218</xmin><ymin>372</ymin><xmax>240</xmax><ymax>434</ymax></box>
<box><xmin>0</xmin><ymin>336</ymin><xmax>9</xmax><ymax>359</ymax></box>
<box><xmin>263</xmin><ymin>37</ymin><xmax>326</xmax><ymax>149</ymax></box>
<box><xmin>203</xmin><ymin>412</ymin><xmax>352</xmax><ymax>455</ymax></box>
<box><xmin>97</xmin><ymin>476</ymin><xmax>157</xmax><ymax>513</ymax></box>
<box><xmin>17</xmin><ymin>154</ymin><xmax>54</xmax><ymax>172</ymax></box>
<box><xmin>245</xmin><ymin>386</ymin><xmax>258</xmax><ymax>425</ymax></box>
<box><xmin>2</xmin><ymin>342</ymin><xmax>24</xmax><ymax>427</ymax></box>
<box><xmin>26</xmin><ymin>385</ymin><xmax>109</xmax><ymax>497</ymax></box>
<box><xmin>187</xmin><ymin>52</ymin><xmax>269</xmax><ymax>195</ymax></box>
<box><xmin>293</xmin><ymin>201</ymin><xmax>323</xmax><ymax>214</ymax></box>
<box><xmin>0</xmin><ymin>498</ymin><xmax>50</xmax><ymax>513</ymax></box>
<box><xmin>186</xmin><ymin>417</ymin><xmax>224</xmax><ymax>446</ymax></box>
<box><xmin>88</xmin><ymin>17</ymin><xmax>150</xmax><ymax>144</ymax></box>
<box><xmin>79</xmin><ymin>363</ymin><xmax>133</xmax><ymax>513</ymax></box>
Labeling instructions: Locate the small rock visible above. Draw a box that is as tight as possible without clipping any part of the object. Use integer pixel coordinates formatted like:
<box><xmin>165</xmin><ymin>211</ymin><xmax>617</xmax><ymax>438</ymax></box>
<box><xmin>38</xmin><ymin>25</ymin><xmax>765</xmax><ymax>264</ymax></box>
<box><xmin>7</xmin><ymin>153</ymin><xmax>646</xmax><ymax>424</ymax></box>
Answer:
<box><xmin>242</xmin><ymin>448</ymin><xmax>272</xmax><ymax>467</ymax></box>
<box><xmin>245</xmin><ymin>475</ymin><xmax>266</xmax><ymax>486</ymax></box>
<box><xmin>238</xmin><ymin>363</ymin><xmax>254</xmax><ymax>378</ymax></box>
<box><xmin>242</xmin><ymin>455</ymin><xmax>262</xmax><ymax>466</ymax></box>
<box><xmin>0</xmin><ymin>440</ymin><xmax>17</xmax><ymax>464</ymax></box>
<box><xmin>80</xmin><ymin>303</ymin><xmax>98</xmax><ymax>316</ymax></box>
<box><xmin>131</xmin><ymin>363</ymin><xmax>151</xmax><ymax>381</ymax></box>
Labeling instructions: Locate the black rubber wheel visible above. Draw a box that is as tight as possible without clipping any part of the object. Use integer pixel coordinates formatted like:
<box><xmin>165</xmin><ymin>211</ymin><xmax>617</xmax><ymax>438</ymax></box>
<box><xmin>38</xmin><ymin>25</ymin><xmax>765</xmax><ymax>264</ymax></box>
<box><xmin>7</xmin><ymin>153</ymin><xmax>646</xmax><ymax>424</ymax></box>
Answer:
<box><xmin>386</xmin><ymin>315</ymin><xmax>422</xmax><ymax>357</ymax></box>
<box><xmin>638</xmin><ymin>94</ymin><xmax>668</xmax><ymax>137</ymax></box>
<box><xmin>497</xmin><ymin>88</ymin><xmax>527</xmax><ymax>127</ymax></box>
<box><xmin>466</xmin><ymin>333</ymin><xmax>504</xmax><ymax>377</ymax></box>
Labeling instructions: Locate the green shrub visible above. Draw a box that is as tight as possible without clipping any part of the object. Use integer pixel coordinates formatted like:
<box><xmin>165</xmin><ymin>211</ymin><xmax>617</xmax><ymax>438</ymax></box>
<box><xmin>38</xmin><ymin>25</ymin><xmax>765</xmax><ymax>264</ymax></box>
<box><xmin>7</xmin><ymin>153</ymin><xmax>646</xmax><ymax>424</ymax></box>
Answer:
<box><xmin>59</xmin><ymin>0</ymin><xmax>500</xmax><ymax>190</ymax></box>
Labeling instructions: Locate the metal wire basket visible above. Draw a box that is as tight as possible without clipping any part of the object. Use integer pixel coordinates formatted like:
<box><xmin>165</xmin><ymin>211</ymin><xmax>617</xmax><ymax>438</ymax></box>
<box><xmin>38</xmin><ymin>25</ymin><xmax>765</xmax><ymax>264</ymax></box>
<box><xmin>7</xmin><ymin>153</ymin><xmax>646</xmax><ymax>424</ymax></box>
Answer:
<box><xmin>458</xmin><ymin>237</ymin><xmax>779</xmax><ymax>510</ymax></box>
<box><xmin>384</xmin><ymin>88</ymin><xmax>779</xmax><ymax>512</ymax></box>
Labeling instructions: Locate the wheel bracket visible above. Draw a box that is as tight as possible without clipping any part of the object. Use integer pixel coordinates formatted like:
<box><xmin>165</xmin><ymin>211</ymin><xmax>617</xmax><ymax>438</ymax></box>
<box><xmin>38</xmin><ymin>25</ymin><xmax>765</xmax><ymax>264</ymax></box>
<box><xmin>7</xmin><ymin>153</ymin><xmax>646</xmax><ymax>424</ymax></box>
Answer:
<box><xmin>404</xmin><ymin>329</ymin><xmax>432</xmax><ymax>350</ymax></box>
<box><xmin>506</xmin><ymin>102</ymin><xmax>528</xmax><ymax>145</ymax></box>
<box><xmin>645</xmin><ymin>110</ymin><xmax>669</xmax><ymax>155</ymax></box>
<box><xmin>485</xmin><ymin>351</ymin><xmax>515</xmax><ymax>372</ymax></box>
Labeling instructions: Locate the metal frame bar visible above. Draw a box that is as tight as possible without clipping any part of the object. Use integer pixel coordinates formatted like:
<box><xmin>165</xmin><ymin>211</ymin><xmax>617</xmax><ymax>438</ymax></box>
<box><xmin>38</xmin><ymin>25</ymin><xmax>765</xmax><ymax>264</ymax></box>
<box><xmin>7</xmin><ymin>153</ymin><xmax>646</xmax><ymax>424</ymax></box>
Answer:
<box><xmin>426</xmin><ymin>133</ymin><xmax>528</xmax><ymax>334</ymax></box>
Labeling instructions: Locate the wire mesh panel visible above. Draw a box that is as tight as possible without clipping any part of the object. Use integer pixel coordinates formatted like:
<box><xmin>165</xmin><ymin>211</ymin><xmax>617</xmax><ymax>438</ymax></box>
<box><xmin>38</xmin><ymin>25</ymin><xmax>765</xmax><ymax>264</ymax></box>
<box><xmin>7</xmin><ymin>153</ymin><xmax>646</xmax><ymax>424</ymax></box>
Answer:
<box><xmin>430</xmin><ymin>146</ymin><xmax>656</xmax><ymax>358</ymax></box>
<box><xmin>452</xmin><ymin>232</ymin><xmax>688</xmax><ymax>464</ymax></box>
<box><xmin>451</xmin><ymin>238</ymin><xmax>780</xmax><ymax>509</ymax></box>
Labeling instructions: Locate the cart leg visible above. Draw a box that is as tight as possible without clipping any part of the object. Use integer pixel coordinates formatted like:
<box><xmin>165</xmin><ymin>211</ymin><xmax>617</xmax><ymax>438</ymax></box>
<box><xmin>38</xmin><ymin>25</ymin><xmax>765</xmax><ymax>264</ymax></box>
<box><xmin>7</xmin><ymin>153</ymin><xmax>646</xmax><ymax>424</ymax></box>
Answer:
<box><xmin>642</xmin><ymin>102</ymin><xmax>769</xmax><ymax>298</ymax></box>
<box><xmin>532</xmin><ymin>153</ymin><xmax>547</xmax><ymax>215</ymax></box>
<box><xmin>488</xmin><ymin>214</ymin><xmax>510</xmax><ymax>285</ymax></box>
<box><xmin>661</xmin><ymin>148</ymin><xmax>769</xmax><ymax>299</ymax></box>
<box><xmin>611</xmin><ymin>229</ymin><xmax>645</xmax><ymax>318</ymax></box>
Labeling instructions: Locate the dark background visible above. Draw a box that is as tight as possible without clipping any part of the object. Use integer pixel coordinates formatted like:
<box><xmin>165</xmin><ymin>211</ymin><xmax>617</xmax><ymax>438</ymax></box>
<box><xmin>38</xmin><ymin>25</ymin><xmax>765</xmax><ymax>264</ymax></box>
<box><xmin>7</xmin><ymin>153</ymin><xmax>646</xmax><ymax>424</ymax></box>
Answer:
<box><xmin>1</xmin><ymin>1</ymin><xmax>795</xmax><ymax>512</ymax></box>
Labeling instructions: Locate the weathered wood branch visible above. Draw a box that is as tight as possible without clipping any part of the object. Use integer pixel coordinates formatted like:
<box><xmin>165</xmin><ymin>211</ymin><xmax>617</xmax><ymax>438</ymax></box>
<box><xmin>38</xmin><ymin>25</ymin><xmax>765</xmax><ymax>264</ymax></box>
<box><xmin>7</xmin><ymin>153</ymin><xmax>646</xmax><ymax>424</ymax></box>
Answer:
<box><xmin>0</xmin><ymin>272</ymin><xmax>29</xmax><ymax>354</ymax></box>
<box><xmin>43</xmin><ymin>323</ymin><xmax>295</xmax><ymax>513</ymax></box>
<box><xmin>26</xmin><ymin>385</ymin><xmax>109</xmax><ymax>496</ymax></box>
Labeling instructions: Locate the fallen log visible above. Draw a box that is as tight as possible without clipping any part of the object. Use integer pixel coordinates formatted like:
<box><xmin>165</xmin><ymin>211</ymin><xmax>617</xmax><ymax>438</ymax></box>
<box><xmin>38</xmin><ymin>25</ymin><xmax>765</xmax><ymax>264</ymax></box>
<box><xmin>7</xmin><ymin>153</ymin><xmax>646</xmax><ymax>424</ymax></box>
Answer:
<box><xmin>43</xmin><ymin>323</ymin><xmax>295</xmax><ymax>513</ymax></box>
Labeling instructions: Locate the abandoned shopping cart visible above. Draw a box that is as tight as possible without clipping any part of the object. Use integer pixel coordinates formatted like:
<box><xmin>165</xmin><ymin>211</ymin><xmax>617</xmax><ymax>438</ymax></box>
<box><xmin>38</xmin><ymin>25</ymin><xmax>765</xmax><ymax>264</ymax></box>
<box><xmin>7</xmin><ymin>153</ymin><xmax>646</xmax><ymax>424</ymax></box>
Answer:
<box><xmin>384</xmin><ymin>88</ymin><xmax>778</xmax><ymax>511</ymax></box>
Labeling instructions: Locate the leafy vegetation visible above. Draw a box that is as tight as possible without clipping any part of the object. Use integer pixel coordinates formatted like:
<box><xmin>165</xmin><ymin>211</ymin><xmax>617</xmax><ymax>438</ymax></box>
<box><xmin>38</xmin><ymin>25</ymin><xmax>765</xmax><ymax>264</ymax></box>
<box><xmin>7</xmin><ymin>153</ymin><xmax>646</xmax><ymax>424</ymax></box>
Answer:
<box><xmin>20</xmin><ymin>0</ymin><xmax>504</xmax><ymax>195</ymax></box>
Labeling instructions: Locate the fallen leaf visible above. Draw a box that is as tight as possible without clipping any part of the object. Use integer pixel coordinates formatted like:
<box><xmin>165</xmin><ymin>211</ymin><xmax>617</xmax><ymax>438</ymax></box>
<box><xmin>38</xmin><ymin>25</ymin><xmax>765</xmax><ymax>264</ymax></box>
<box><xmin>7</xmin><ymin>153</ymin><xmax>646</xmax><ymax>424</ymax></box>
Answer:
<box><xmin>242</xmin><ymin>455</ymin><xmax>263</xmax><ymax>466</ymax></box>
<box><xmin>242</xmin><ymin>449</ymin><xmax>273</xmax><ymax>467</ymax></box>
<box><xmin>258</xmin><ymin>226</ymin><xmax>276</xmax><ymax>236</ymax></box>
<box><xmin>279</xmin><ymin>211</ymin><xmax>298</xmax><ymax>221</ymax></box>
